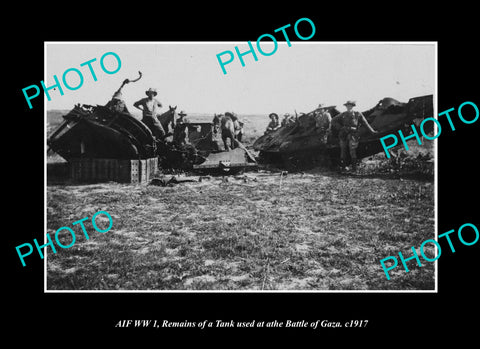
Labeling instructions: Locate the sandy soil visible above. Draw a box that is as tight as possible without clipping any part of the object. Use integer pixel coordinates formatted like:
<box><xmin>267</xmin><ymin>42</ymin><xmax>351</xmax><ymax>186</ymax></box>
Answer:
<box><xmin>46</xmin><ymin>168</ymin><xmax>435</xmax><ymax>291</ymax></box>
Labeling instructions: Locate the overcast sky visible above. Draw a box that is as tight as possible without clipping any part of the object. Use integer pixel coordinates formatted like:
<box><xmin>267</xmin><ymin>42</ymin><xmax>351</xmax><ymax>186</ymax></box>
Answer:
<box><xmin>45</xmin><ymin>42</ymin><xmax>436</xmax><ymax>115</ymax></box>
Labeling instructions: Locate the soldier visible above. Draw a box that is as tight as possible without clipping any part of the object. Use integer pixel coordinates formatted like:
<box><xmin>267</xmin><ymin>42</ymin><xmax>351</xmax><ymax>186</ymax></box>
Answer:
<box><xmin>237</xmin><ymin>119</ymin><xmax>246</xmax><ymax>142</ymax></box>
<box><xmin>177</xmin><ymin>110</ymin><xmax>189</xmax><ymax>124</ymax></box>
<box><xmin>332</xmin><ymin>100</ymin><xmax>378</xmax><ymax>170</ymax></box>
<box><xmin>281</xmin><ymin>113</ymin><xmax>296</xmax><ymax>127</ymax></box>
<box><xmin>265</xmin><ymin>113</ymin><xmax>280</xmax><ymax>134</ymax></box>
<box><xmin>173</xmin><ymin>110</ymin><xmax>189</xmax><ymax>145</ymax></box>
<box><xmin>315</xmin><ymin>104</ymin><xmax>332</xmax><ymax>144</ymax></box>
<box><xmin>133</xmin><ymin>88</ymin><xmax>166</xmax><ymax>140</ymax></box>
<box><xmin>230</xmin><ymin>112</ymin><xmax>244</xmax><ymax>142</ymax></box>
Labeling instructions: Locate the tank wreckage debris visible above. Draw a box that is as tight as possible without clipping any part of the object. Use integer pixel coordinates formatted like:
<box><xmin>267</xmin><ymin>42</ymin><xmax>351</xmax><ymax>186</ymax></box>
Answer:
<box><xmin>47</xmin><ymin>73</ymin><xmax>433</xmax><ymax>182</ymax></box>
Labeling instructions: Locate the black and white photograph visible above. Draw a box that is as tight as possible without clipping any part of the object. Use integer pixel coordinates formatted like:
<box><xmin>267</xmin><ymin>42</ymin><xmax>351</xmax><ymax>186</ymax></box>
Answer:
<box><xmin>44</xmin><ymin>42</ymin><xmax>436</xmax><ymax>291</ymax></box>
<box><xmin>7</xmin><ymin>7</ymin><xmax>479</xmax><ymax>343</ymax></box>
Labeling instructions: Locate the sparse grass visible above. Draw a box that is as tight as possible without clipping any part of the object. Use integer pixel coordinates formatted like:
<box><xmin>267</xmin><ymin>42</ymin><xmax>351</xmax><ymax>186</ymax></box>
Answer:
<box><xmin>362</xmin><ymin>138</ymin><xmax>435</xmax><ymax>180</ymax></box>
<box><xmin>46</xmin><ymin>171</ymin><xmax>435</xmax><ymax>291</ymax></box>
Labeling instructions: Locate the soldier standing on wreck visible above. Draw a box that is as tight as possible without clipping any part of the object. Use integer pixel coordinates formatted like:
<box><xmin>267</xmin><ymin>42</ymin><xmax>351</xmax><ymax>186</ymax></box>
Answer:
<box><xmin>133</xmin><ymin>88</ymin><xmax>166</xmax><ymax>140</ymax></box>
<box><xmin>315</xmin><ymin>104</ymin><xmax>332</xmax><ymax>144</ymax></box>
<box><xmin>332</xmin><ymin>100</ymin><xmax>377</xmax><ymax>171</ymax></box>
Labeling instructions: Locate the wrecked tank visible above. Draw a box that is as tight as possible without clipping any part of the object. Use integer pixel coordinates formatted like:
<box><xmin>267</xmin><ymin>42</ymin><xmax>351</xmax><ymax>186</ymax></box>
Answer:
<box><xmin>47</xmin><ymin>104</ymin><xmax>158</xmax><ymax>161</ymax></box>
<box><xmin>47</xmin><ymin>71</ymin><xmax>256</xmax><ymax>181</ymax></box>
<box><xmin>158</xmin><ymin>121</ymin><xmax>257</xmax><ymax>173</ymax></box>
<box><xmin>48</xmin><ymin>110</ymin><xmax>257</xmax><ymax>185</ymax></box>
<box><xmin>48</xmin><ymin>106</ymin><xmax>256</xmax><ymax>175</ymax></box>
<box><xmin>253</xmin><ymin>95</ymin><xmax>434</xmax><ymax>169</ymax></box>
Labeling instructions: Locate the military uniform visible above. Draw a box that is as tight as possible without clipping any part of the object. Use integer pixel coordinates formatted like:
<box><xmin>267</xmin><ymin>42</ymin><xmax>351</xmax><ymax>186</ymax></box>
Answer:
<box><xmin>266</xmin><ymin>119</ymin><xmax>280</xmax><ymax>132</ymax></box>
<box><xmin>265</xmin><ymin>113</ymin><xmax>280</xmax><ymax>134</ymax></box>
<box><xmin>173</xmin><ymin>111</ymin><xmax>189</xmax><ymax>145</ymax></box>
<box><xmin>315</xmin><ymin>109</ymin><xmax>332</xmax><ymax>144</ymax></box>
<box><xmin>332</xmin><ymin>101</ymin><xmax>376</xmax><ymax>168</ymax></box>
<box><xmin>133</xmin><ymin>88</ymin><xmax>166</xmax><ymax>140</ymax></box>
<box><xmin>233</xmin><ymin>120</ymin><xmax>243</xmax><ymax>141</ymax></box>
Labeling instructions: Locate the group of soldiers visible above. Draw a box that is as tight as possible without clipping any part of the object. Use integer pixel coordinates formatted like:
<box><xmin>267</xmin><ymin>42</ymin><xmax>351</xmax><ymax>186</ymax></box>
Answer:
<box><xmin>106</xmin><ymin>86</ymin><xmax>378</xmax><ymax>170</ymax></box>
<box><xmin>106</xmin><ymin>86</ymin><xmax>245</xmax><ymax>149</ymax></box>
<box><xmin>217</xmin><ymin>112</ymin><xmax>245</xmax><ymax>142</ymax></box>
<box><xmin>264</xmin><ymin>100</ymin><xmax>378</xmax><ymax>170</ymax></box>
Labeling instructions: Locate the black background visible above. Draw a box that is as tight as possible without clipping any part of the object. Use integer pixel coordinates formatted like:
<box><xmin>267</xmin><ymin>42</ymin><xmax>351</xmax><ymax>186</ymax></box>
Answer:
<box><xmin>6</xmin><ymin>4</ymin><xmax>479</xmax><ymax>343</ymax></box>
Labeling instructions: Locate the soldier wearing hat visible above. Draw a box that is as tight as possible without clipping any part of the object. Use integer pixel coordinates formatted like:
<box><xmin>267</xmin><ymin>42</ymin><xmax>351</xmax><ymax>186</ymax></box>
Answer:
<box><xmin>173</xmin><ymin>110</ymin><xmax>189</xmax><ymax>145</ymax></box>
<box><xmin>314</xmin><ymin>103</ymin><xmax>332</xmax><ymax>144</ymax></box>
<box><xmin>133</xmin><ymin>88</ymin><xmax>166</xmax><ymax>140</ymax></box>
<box><xmin>265</xmin><ymin>113</ymin><xmax>280</xmax><ymax>134</ymax></box>
<box><xmin>177</xmin><ymin>110</ymin><xmax>189</xmax><ymax>124</ymax></box>
<box><xmin>332</xmin><ymin>100</ymin><xmax>377</xmax><ymax>170</ymax></box>
<box><xmin>228</xmin><ymin>112</ymin><xmax>244</xmax><ymax>142</ymax></box>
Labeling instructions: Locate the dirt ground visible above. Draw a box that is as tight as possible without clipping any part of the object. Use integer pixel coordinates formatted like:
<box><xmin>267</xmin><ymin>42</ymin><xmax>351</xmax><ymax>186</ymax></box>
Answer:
<box><xmin>46</xmin><ymin>167</ymin><xmax>435</xmax><ymax>291</ymax></box>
